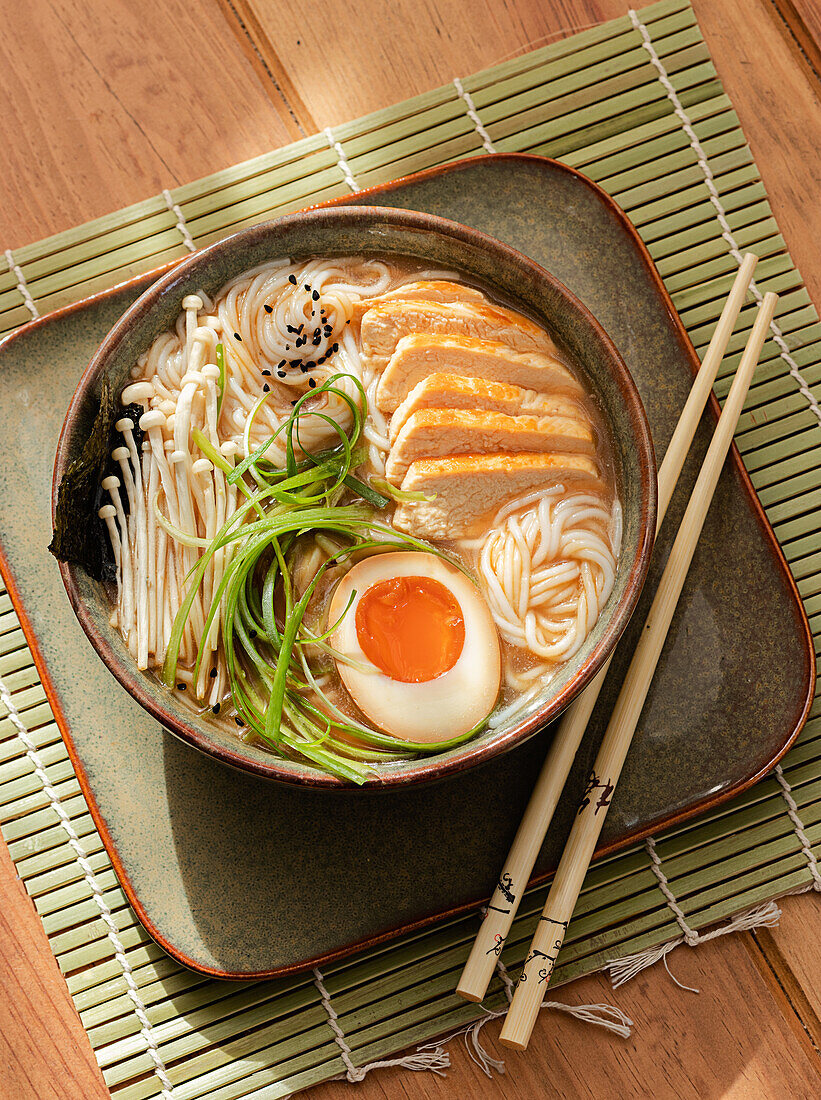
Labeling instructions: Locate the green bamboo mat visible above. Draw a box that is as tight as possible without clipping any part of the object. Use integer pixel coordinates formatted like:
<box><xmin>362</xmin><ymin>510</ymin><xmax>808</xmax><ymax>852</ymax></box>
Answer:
<box><xmin>3</xmin><ymin>0</ymin><xmax>821</xmax><ymax>1094</ymax></box>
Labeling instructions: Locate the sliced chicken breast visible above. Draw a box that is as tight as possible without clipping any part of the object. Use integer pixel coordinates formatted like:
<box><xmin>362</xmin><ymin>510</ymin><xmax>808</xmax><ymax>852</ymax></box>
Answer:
<box><xmin>385</xmin><ymin>408</ymin><xmax>596</xmax><ymax>485</ymax></box>
<box><xmin>389</xmin><ymin>373</ymin><xmax>586</xmax><ymax>441</ymax></box>
<box><xmin>351</xmin><ymin>280</ymin><xmax>484</xmax><ymax>320</ymax></box>
<box><xmin>375</xmin><ymin>334</ymin><xmax>580</xmax><ymax>413</ymax></box>
<box><xmin>392</xmin><ymin>453</ymin><xmax>602</xmax><ymax>539</ymax></box>
<box><xmin>361</xmin><ymin>300</ymin><xmax>557</xmax><ymax>373</ymax></box>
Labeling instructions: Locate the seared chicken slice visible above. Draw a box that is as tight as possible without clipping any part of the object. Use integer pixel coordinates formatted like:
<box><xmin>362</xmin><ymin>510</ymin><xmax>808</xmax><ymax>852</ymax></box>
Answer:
<box><xmin>361</xmin><ymin>300</ymin><xmax>557</xmax><ymax>373</ymax></box>
<box><xmin>392</xmin><ymin>453</ymin><xmax>602</xmax><ymax>539</ymax></box>
<box><xmin>385</xmin><ymin>408</ymin><xmax>595</xmax><ymax>485</ymax></box>
<box><xmin>351</xmin><ymin>280</ymin><xmax>484</xmax><ymax>320</ymax></box>
<box><xmin>389</xmin><ymin>373</ymin><xmax>585</xmax><ymax>441</ymax></box>
<box><xmin>375</xmin><ymin>334</ymin><xmax>579</xmax><ymax>412</ymax></box>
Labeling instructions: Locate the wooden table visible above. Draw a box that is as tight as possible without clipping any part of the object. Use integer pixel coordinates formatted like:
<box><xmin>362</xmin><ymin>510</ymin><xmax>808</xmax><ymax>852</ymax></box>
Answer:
<box><xmin>1</xmin><ymin>1</ymin><xmax>820</xmax><ymax>1096</ymax></box>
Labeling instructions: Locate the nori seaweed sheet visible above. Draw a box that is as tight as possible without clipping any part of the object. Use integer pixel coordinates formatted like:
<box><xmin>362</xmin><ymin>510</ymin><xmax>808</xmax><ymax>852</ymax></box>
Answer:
<box><xmin>49</xmin><ymin>380</ymin><xmax>145</xmax><ymax>581</ymax></box>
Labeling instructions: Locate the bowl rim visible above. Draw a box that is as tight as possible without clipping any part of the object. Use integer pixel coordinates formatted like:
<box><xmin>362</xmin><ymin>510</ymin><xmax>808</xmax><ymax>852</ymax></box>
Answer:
<box><xmin>53</xmin><ymin>203</ymin><xmax>658</xmax><ymax>789</ymax></box>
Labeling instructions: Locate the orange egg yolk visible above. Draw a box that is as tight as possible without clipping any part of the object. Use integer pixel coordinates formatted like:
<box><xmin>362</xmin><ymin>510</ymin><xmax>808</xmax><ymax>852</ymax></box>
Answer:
<box><xmin>354</xmin><ymin>575</ymin><xmax>465</xmax><ymax>683</ymax></box>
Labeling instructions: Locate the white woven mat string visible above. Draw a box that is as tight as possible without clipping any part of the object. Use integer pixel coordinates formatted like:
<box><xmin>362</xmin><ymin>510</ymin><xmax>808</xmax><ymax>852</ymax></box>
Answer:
<box><xmin>773</xmin><ymin>764</ymin><xmax>821</xmax><ymax>890</ymax></box>
<box><xmin>4</xmin><ymin>247</ymin><xmax>39</xmax><ymax>319</ymax></box>
<box><xmin>453</xmin><ymin>77</ymin><xmax>497</xmax><ymax>153</ymax></box>
<box><xmin>162</xmin><ymin>188</ymin><xmax>196</xmax><ymax>253</ymax></box>
<box><xmin>0</xmin><ymin>668</ymin><xmax>176</xmax><ymax>1098</ymax></box>
<box><xmin>323</xmin><ymin>128</ymin><xmax>360</xmax><ymax>193</ymax></box>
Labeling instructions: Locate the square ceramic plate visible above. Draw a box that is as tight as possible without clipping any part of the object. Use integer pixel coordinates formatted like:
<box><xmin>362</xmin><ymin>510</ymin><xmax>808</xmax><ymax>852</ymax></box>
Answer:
<box><xmin>0</xmin><ymin>155</ymin><xmax>812</xmax><ymax>978</ymax></box>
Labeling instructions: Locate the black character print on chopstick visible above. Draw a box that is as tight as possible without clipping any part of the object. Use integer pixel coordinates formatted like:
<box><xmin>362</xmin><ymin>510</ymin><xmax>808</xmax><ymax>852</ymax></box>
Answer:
<box><xmin>578</xmin><ymin>771</ymin><xmax>614</xmax><ymax>815</ymax></box>
<box><xmin>485</xmin><ymin>933</ymin><xmax>505</xmax><ymax>957</ymax></box>
<box><xmin>520</xmin><ymin>947</ymin><xmax>553</xmax><ymax>985</ymax></box>
<box><xmin>487</xmin><ymin>872</ymin><xmax>516</xmax><ymax>914</ymax></box>
<box><xmin>498</xmin><ymin>872</ymin><xmax>515</xmax><ymax>903</ymax></box>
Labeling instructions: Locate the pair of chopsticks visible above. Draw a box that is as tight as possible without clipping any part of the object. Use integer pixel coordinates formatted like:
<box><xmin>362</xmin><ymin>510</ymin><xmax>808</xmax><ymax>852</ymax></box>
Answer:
<box><xmin>456</xmin><ymin>254</ymin><xmax>776</xmax><ymax>1050</ymax></box>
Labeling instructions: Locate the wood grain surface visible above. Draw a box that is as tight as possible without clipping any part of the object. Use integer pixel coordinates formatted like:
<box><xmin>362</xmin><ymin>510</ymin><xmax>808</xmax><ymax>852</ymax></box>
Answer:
<box><xmin>1</xmin><ymin>1</ymin><xmax>820</xmax><ymax>1097</ymax></box>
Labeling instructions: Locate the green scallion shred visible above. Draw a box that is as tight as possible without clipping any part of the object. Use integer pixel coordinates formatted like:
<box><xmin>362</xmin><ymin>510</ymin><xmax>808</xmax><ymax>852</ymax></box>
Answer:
<box><xmin>160</xmin><ymin>378</ymin><xmax>490</xmax><ymax>783</ymax></box>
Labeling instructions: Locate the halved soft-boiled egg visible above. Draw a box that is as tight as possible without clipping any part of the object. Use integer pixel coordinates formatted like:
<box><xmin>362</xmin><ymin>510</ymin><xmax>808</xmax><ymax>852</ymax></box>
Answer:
<box><xmin>328</xmin><ymin>551</ymin><xmax>501</xmax><ymax>742</ymax></box>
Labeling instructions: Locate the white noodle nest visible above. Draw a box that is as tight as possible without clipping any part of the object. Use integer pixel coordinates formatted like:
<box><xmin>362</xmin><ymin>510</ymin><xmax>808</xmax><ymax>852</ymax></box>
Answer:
<box><xmin>466</xmin><ymin>487</ymin><xmax>620</xmax><ymax>692</ymax></box>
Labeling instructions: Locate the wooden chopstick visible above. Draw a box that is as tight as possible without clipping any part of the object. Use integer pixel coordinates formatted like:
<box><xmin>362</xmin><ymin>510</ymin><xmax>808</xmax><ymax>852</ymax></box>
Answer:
<box><xmin>456</xmin><ymin>253</ymin><xmax>760</xmax><ymax>1004</ymax></box>
<box><xmin>498</xmin><ymin>290</ymin><xmax>779</xmax><ymax>1050</ymax></box>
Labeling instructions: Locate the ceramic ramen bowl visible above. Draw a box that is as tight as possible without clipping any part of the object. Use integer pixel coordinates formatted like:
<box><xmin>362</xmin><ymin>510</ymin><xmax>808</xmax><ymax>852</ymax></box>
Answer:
<box><xmin>53</xmin><ymin>206</ymin><xmax>657</xmax><ymax>788</ymax></box>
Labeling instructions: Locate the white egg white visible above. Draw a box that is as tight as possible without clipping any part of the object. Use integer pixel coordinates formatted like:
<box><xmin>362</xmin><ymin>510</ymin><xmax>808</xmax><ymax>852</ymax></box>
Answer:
<box><xmin>328</xmin><ymin>551</ymin><xmax>501</xmax><ymax>742</ymax></box>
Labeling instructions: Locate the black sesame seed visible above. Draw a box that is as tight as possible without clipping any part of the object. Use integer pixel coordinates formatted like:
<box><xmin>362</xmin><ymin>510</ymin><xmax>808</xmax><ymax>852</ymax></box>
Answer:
<box><xmin>212</xmin><ymin>703</ymin><xmax>221</xmax><ymax>715</ymax></box>
<box><xmin>332</xmin><ymin>342</ymin><xmax>339</xmax><ymax>352</ymax></box>
<box><xmin>305</xmin><ymin>360</ymin><xmax>315</xmax><ymax>370</ymax></box>
<box><xmin>290</xmin><ymin>359</ymin><xmax>301</xmax><ymax>367</ymax></box>
<box><xmin>277</xmin><ymin>371</ymin><xmax>286</xmax><ymax>378</ymax></box>
<box><xmin>250</xmin><ymin>629</ymin><xmax>257</xmax><ymax>638</ymax></box>
<box><xmin>278</xmin><ymin>359</ymin><xmax>286</xmax><ymax>368</ymax></box>
<box><xmin>308</xmin><ymin>377</ymin><xmax>317</xmax><ymax>389</ymax></box>
<box><xmin>263</xmin><ymin>383</ymin><xmax>270</xmax><ymax>392</ymax></box>
<box><xmin>177</xmin><ymin>683</ymin><xmax>186</xmax><ymax>690</ymax></box>
<box><xmin>209</xmin><ymin>668</ymin><xmax>217</xmax><ymax>678</ymax></box>
<box><xmin>234</xmin><ymin>332</ymin><xmax>242</xmax><ymax>341</ymax></box>
<box><xmin>234</xmin><ymin>716</ymin><xmax>244</xmax><ymax>727</ymax></box>
<box><xmin>264</xmin><ymin>303</ymin><xmax>273</xmax><ymax>313</ymax></box>
<box><xmin>286</xmin><ymin>324</ymin><xmax>299</xmax><ymax>334</ymax></box>
<box><xmin>285</xmin><ymin>344</ymin><xmax>290</xmax><ymax>350</ymax></box>
<box><xmin>312</xmin><ymin>334</ymin><xmax>322</xmax><ymax>346</ymax></box>
<box><xmin>298</xmin><ymin>324</ymin><xmax>304</xmax><ymax>333</ymax></box>
<box><xmin>312</xmin><ymin>290</ymin><xmax>320</xmax><ymax>301</ymax></box>
<box><xmin>290</xmin><ymin>399</ymin><xmax>298</xmax><ymax>406</ymax></box>
<box><xmin>261</xmin><ymin>369</ymin><xmax>271</xmax><ymax>376</ymax></box>
<box><xmin>304</xmin><ymin>283</ymin><xmax>311</xmax><ymax>292</ymax></box>
<box><xmin>288</xmin><ymin>275</ymin><xmax>297</xmax><ymax>285</ymax></box>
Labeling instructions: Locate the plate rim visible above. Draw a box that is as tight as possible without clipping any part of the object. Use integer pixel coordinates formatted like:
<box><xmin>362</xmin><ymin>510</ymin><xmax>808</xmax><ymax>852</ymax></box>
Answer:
<box><xmin>0</xmin><ymin>152</ymin><xmax>814</xmax><ymax>979</ymax></box>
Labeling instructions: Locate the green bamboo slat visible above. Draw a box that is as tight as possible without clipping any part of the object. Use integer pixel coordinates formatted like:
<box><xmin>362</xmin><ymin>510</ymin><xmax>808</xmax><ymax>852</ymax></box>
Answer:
<box><xmin>70</xmin><ymin>952</ymin><xmax>183</xmax><ymax>1007</ymax></box>
<box><xmin>718</xmin><ymin>349</ymin><xmax>821</xmax><ymax>407</ymax></box>
<box><xmin>591</xmin><ymin>104</ymin><xmax>738</xmax><ymax>185</ymax></box>
<box><xmin>600</xmin><ymin>128</ymin><xmax>749</xmax><ymax>204</ymax></box>
<box><xmin>564</xmin><ymin>90</ymin><xmax>733</xmax><ymax>174</ymax></box>
<box><xmin>744</xmin><ymin>426</ymin><xmax>821</xmax><ymax>477</ymax></box>
<box><xmin>100</xmin><ymin>980</ymin><xmax>321</xmax><ymax>1072</ymax></box>
<box><xmin>80</xmin><ymin>968</ymin><xmax>211</xmax><ymax>1032</ymax></box>
<box><xmin>1</xmin><ymin>792</ymin><xmax>90</xmax><ymax>844</ymax></box>
<box><xmin>476</xmin><ymin>29</ymin><xmax>708</xmax><ymax>137</ymax></box>
<box><xmin>43</xmin><ymin>882</ymin><xmax>130</xmax><ymax>940</ymax></box>
<box><xmin>498</xmin><ymin>72</ymin><xmax>721</xmax><ymax>159</ymax></box>
<box><xmin>0</xmin><ymin>740</ymin><xmax>68</xmax><ymax>789</ymax></box>
<box><xmin>0</xmin><ymin>775</ymin><xmax>81</xmax><ymax>825</ymax></box>
<box><xmin>647</xmin><ymin>198</ymin><xmax>771</xmax><ymax>263</ymax></box>
<box><xmin>465</xmin><ymin>5</ymin><xmax>694</xmax><ymax>106</ymax></box>
<box><xmin>0</xmin><ymin>722</ymin><xmax>61</xmax><ymax>765</ymax></box>
<box><xmin>0</xmin><ymin>716</ymin><xmax>58</xmax><ymax>759</ymax></box>
<box><xmin>0</xmin><ymin>759</ymin><xmax>76</xmax><ymax>810</ymax></box>
<box><xmin>37</xmin><ymin>866</ymin><xmax>122</xmax><ymax>919</ymax></box>
<box><xmin>11</xmin><ymin>818</ymin><xmax>100</xmax><ymax>873</ymax></box>
<box><xmin>58</xmin><ymin>922</ymin><xmax>155</xmax><ymax>977</ymax></box>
